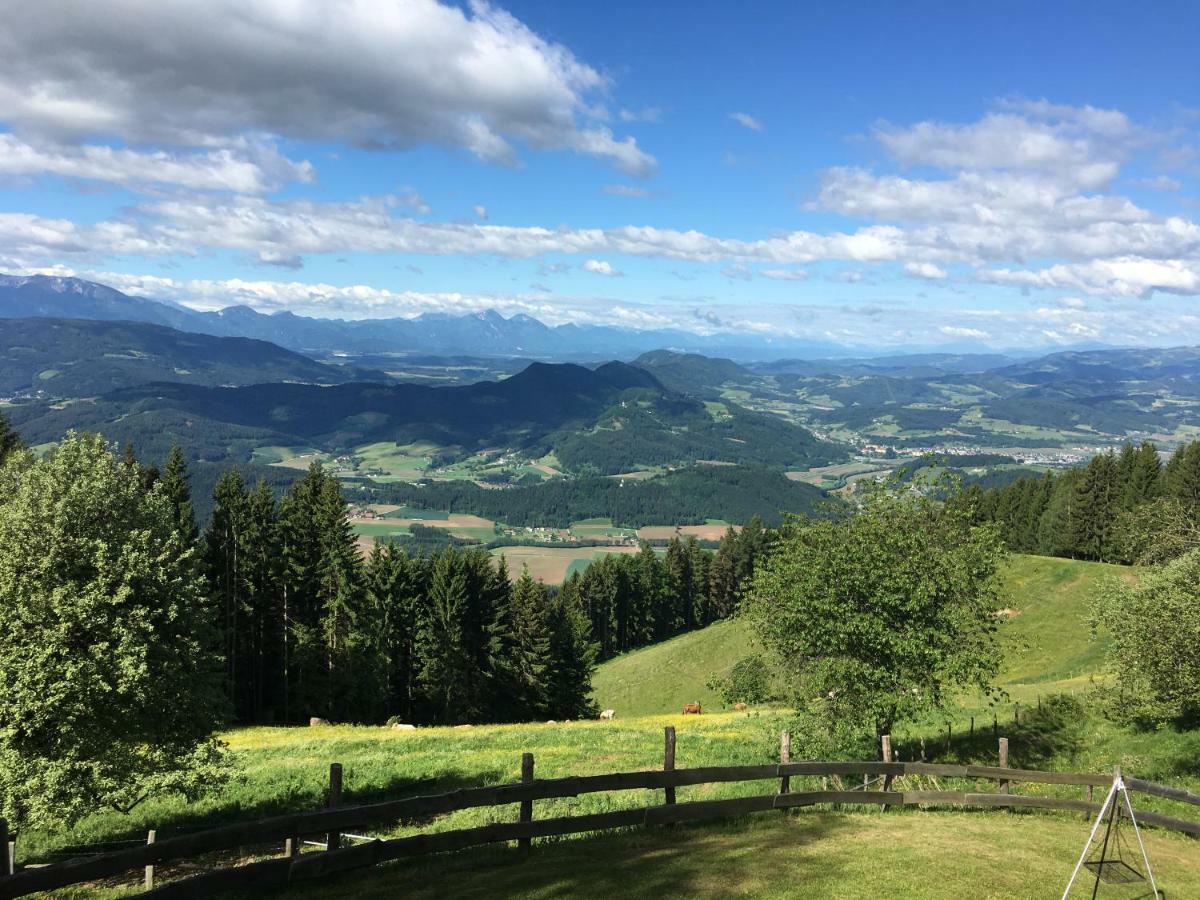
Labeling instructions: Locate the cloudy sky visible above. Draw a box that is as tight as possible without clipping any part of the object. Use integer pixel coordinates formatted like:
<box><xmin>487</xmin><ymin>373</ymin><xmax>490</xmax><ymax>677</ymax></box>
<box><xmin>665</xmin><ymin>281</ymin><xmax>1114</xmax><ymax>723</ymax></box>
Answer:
<box><xmin>1</xmin><ymin>0</ymin><xmax>1199</xmax><ymax>350</ymax></box>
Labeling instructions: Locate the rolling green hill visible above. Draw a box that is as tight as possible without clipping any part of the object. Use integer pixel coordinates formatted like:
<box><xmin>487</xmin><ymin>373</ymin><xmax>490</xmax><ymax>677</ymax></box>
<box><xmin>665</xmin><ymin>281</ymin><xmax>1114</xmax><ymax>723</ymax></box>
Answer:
<box><xmin>592</xmin><ymin>554</ymin><xmax>1134</xmax><ymax>716</ymax></box>
<box><xmin>0</xmin><ymin>317</ymin><xmax>378</xmax><ymax>396</ymax></box>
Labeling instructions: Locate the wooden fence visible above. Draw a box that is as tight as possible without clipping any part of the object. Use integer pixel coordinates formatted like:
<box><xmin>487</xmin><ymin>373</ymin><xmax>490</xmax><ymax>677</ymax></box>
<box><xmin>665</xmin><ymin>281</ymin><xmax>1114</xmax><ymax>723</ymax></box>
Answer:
<box><xmin>1</xmin><ymin>728</ymin><xmax>1198</xmax><ymax>899</ymax></box>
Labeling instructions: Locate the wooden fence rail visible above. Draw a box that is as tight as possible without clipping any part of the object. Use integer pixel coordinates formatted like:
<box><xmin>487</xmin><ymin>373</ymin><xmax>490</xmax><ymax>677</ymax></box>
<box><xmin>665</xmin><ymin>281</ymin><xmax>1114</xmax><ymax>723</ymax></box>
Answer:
<box><xmin>1</xmin><ymin>731</ymin><xmax>1196</xmax><ymax>899</ymax></box>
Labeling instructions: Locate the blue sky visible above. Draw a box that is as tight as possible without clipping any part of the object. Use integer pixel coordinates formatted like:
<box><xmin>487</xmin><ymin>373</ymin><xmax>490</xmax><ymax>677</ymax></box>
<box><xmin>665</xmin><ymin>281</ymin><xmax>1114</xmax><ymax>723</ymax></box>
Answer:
<box><xmin>0</xmin><ymin>0</ymin><xmax>1198</xmax><ymax>350</ymax></box>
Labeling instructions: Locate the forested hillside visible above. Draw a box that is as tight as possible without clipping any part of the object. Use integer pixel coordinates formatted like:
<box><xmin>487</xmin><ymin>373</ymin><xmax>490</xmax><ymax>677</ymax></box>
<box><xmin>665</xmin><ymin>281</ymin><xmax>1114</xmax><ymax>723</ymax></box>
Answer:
<box><xmin>969</xmin><ymin>439</ymin><xmax>1199</xmax><ymax>563</ymax></box>
<box><xmin>0</xmin><ymin>317</ymin><xmax>379</xmax><ymax>396</ymax></box>
<box><xmin>366</xmin><ymin>465</ymin><xmax>829</xmax><ymax>528</ymax></box>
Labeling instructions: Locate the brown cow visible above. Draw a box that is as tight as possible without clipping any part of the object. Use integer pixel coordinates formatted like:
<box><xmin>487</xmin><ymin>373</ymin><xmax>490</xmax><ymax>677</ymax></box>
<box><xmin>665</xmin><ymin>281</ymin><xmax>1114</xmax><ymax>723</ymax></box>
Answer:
<box><xmin>682</xmin><ymin>702</ymin><xmax>701</xmax><ymax>715</ymax></box>
<box><xmin>732</xmin><ymin>702</ymin><xmax>748</xmax><ymax>712</ymax></box>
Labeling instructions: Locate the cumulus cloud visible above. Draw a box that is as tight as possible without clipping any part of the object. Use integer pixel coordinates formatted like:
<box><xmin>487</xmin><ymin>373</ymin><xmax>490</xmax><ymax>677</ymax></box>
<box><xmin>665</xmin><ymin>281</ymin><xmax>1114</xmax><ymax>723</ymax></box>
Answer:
<box><xmin>979</xmin><ymin>257</ymin><xmax>1200</xmax><ymax>297</ymax></box>
<box><xmin>875</xmin><ymin>103</ymin><xmax>1132</xmax><ymax>188</ymax></box>
<box><xmin>582</xmin><ymin>259</ymin><xmax>620</xmax><ymax>276</ymax></box>
<box><xmin>0</xmin><ymin>134</ymin><xmax>312</xmax><ymax>192</ymax></box>
<box><xmin>473</xmin><ymin>204</ymin><xmax>488</xmax><ymax>220</ymax></box>
<box><xmin>730</xmin><ymin>112</ymin><xmax>763</xmax><ymax>132</ymax></box>
<box><xmin>0</xmin><ymin>0</ymin><xmax>655</xmax><ymax>174</ymax></box>
<box><xmin>904</xmin><ymin>261</ymin><xmax>948</xmax><ymax>279</ymax></box>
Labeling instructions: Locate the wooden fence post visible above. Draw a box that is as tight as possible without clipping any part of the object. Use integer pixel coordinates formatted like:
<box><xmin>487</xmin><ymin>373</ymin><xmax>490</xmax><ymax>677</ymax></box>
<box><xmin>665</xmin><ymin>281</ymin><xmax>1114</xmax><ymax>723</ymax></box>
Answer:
<box><xmin>327</xmin><ymin>763</ymin><xmax>343</xmax><ymax>852</ymax></box>
<box><xmin>880</xmin><ymin>733</ymin><xmax>894</xmax><ymax>802</ymax></box>
<box><xmin>970</xmin><ymin>716</ymin><xmax>975</xmax><ymax>742</ymax></box>
<box><xmin>945</xmin><ymin>723</ymin><xmax>952</xmax><ymax>757</ymax></box>
<box><xmin>519</xmin><ymin>752</ymin><xmax>535</xmax><ymax>853</ymax></box>
<box><xmin>1086</xmin><ymin>783</ymin><xmax>1094</xmax><ymax>821</ymax></box>
<box><xmin>144</xmin><ymin>830</ymin><xmax>156</xmax><ymax>891</ymax></box>
<box><xmin>284</xmin><ymin>836</ymin><xmax>298</xmax><ymax>859</ymax></box>
<box><xmin>779</xmin><ymin>731</ymin><xmax>791</xmax><ymax>795</ymax></box>
<box><xmin>993</xmin><ymin>715</ymin><xmax>998</xmax><ymax>740</ymax></box>
<box><xmin>664</xmin><ymin>727</ymin><xmax>677</xmax><ymax>806</ymax></box>
<box><xmin>998</xmin><ymin>738</ymin><xmax>1010</xmax><ymax>795</ymax></box>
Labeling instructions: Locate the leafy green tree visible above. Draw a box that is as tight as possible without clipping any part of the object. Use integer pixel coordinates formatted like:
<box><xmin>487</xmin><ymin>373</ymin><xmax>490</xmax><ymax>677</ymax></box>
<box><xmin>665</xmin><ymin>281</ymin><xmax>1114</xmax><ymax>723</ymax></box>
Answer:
<box><xmin>0</xmin><ymin>434</ymin><xmax>228</xmax><ymax>829</ymax></box>
<box><xmin>0</xmin><ymin>409</ymin><xmax>21</xmax><ymax>466</ymax></box>
<box><xmin>745</xmin><ymin>479</ymin><xmax>1006</xmax><ymax>749</ymax></box>
<box><xmin>1091</xmin><ymin>549</ymin><xmax>1200</xmax><ymax>726</ymax></box>
<box><xmin>707</xmin><ymin>654</ymin><xmax>774</xmax><ymax>706</ymax></box>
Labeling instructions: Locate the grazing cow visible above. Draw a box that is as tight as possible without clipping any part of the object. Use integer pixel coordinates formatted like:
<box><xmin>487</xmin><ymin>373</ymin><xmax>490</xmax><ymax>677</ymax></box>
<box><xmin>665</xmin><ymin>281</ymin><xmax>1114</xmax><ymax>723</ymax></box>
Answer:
<box><xmin>732</xmin><ymin>703</ymin><xmax>748</xmax><ymax>712</ymax></box>
<box><xmin>599</xmin><ymin>709</ymin><xmax>616</xmax><ymax>720</ymax></box>
<box><xmin>682</xmin><ymin>702</ymin><xmax>701</xmax><ymax>715</ymax></box>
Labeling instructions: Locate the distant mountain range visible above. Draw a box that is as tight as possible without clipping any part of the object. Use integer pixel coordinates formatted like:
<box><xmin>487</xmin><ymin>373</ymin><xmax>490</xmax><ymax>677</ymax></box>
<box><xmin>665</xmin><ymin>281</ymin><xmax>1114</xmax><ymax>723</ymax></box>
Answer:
<box><xmin>0</xmin><ymin>273</ymin><xmax>847</xmax><ymax>361</ymax></box>
<box><xmin>0</xmin><ymin>317</ymin><xmax>383</xmax><ymax>396</ymax></box>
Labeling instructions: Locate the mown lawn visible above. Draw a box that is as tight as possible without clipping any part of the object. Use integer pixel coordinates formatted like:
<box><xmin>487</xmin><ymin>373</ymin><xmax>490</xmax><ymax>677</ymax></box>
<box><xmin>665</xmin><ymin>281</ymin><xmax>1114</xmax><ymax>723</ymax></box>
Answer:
<box><xmin>279</xmin><ymin>810</ymin><xmax>1200</xmax><ymax>900</ymax></box>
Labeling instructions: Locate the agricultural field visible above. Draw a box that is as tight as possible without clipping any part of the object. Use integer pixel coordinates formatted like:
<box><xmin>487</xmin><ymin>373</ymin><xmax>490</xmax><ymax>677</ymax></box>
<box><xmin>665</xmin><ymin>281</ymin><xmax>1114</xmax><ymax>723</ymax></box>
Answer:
<box><xmin>635</xmin><ymin>523</ymin><xmax>735</xmax><ymax>542</ymax></box>
<box><xmin>492</xmin><ymin>545</ymin><xmax>643</xmax><ymax>584</ymax></box>
<box><xmin>786</xmin><ymin>460</ymin><xmax>898</xmax><ymax>490</ymax></box>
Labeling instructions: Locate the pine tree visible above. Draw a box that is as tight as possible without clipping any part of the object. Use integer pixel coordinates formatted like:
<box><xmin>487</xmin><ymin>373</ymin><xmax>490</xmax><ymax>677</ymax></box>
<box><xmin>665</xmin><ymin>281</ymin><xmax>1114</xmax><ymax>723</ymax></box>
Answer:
<box><xmin>416</xmin><ymin>547</ymin><xmax>473</xmax><ymax>722</ymax></box>
<box><xmin>545</xmin><ymin>577</ymin><xmax>599</xmax><ymax>720</ymax></box>
<box><xmin>278</xmin><ymin>463</ymin><xmax>328</xmax><ymax>721</ymax></box>
<box><xmin>707</xmin><ymin>529</ymin><xmax>739</xmax><ymax>620</ymax></box>
<box><xmin>1125</xmin><ymin>441</ymin><xmax>1161</xmax><ymax>506</ymax></box>
<box><xmin>204</xmin><ymin>469</ymin><xmax>249</xmax><ymax>715</ymax></box>
<box><xmin>1164</xmin><ymin>441</ymin><xmax>1200</xmax><ymax>505</ymax></box>
<box><xmin>241</xmin><ymin>480</ymin><xmax>282</xmax><ymax>722</ymax></box>
<box><xmin>365</xmin><ymin>543</ymin><xmax>424</xmax><ymax>723</ymax></box>
<box><xmin>159</xmin><ymin>444</ymin><xmax>199</xmax><ymax>545</ymax></box>
<box><xmin>314</xmin><ymin>473</ymin><xmax>370</xmax><ymax>720</ymax></box>
<box><xmin>498</xmin><ymin>566</ymin><xmax>552</xmax><ymax>720</ymax></box>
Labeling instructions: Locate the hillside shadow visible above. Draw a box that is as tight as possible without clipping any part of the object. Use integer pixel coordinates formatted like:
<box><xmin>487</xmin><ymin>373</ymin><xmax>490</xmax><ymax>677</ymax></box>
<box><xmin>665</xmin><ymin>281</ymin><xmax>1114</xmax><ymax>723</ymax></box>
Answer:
<box><xmin>265</xmin><ymin>811</ymin><xmax>864</xmax><ymax>900</ymax></box>
<box><xmin>894</xmin><ymin>695</ymin><xmax>1088</xmax><ymax>770</ymax></box>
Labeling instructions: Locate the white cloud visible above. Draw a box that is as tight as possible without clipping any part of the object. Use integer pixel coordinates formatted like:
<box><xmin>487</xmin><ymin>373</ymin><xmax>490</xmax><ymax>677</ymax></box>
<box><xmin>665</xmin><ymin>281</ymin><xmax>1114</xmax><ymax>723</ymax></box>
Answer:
<box><xmin>603</xmin><ymin>184</ymin><xmax>649</xmax><ymax>198</ymax></box>
<box><xmin>0</xmin><ymin>0</ymin><xmax>655</xmax><ymax>175</ymax></box>
<box><xmin>939</xmin><ymin>325</ymin><xmax>989</xmax><ymax>339</ymax></box>
<box><xmin>759</xmin><ymin>268</ymin><xmax>808</xmax><ymax>281</ymax></box>
<box><xmin>618</xmin><ymin>107</ymin><xmax>662</xmax><ymax>124</ymax></box>
<box><xmin>582</xmin><ymin>259</ymin><xmax>620</xmax><ymax>276</ymax></box>
<box><xmin>875</xmin><ymin>104</ymin><xmax>1132</xmax><ymax>188</ymax></box>
<box><xmin>979</xmin><ymin>257</ymin><xmax>1200</xmax><ymax>297</ymax></box>
<box><xmin>1136</xmin><ymin>175</ymin><xmax>1182</xmax><ymax>192</ymax></box>
<box><xmin>730</xmin><ymin>112</ymin><xmax>763</xmax><ymax>132</ymax></box>
<box><xmin>473</xmin><ymin>204</ymin><xmax>488</xmax><ymax>220</ymax></box>
<box><xmin>0</xmin><ymin>134</ymin><xmax>311</xmax><ymax>192</ymax></box>
<box><xmin>904</xmin><ymin>261</ymin><xmax>948</xmax><ymax>279</ymax></box>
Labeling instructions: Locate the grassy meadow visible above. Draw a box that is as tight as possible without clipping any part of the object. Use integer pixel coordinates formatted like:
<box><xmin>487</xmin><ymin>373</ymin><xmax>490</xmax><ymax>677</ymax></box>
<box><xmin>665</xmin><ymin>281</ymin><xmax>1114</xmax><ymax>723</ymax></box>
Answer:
<box><xmin>17</xmin><ymin>553</ymin><xmax>1200</xmax><ymax>898</ymax></box>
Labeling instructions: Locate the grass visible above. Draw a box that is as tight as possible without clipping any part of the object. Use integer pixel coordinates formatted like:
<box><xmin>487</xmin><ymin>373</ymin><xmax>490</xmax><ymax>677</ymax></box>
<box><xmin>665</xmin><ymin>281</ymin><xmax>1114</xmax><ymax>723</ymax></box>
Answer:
<box><xmin>16</xmin><ymin>554</ymin><xmax>1200</xmax><ymax>898</ymax></box>
<box><xmin>281</xmin><ymin>810</ymin><xmax>1200</xmax><ymax>900</ymax></box>
<box><xmin>592</xmin><ymin>619</ymin><xmax>754</xmax><ymax>716</ymax></box>
<box><xmin>592</xmin><ymin>554</ymin><xmax>1125</xmax><ymax>719</ymax></box>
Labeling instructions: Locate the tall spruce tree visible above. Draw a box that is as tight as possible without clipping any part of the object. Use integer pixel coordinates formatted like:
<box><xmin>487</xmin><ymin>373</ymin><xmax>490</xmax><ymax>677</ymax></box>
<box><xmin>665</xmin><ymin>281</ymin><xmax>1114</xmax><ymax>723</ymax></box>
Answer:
<box><xmin>204</xmin><ymin>469</ymin><xmax>250</xmax><ymax>714</ymax></box>
<box><xmin>545</xmin><ymin>577</ymin><xmax>599</xmax><ymax>720</ymax></box>
<box><xmin>159</xmin><ymin>444</ymin><xmax>199</xmax><ymax>545</ymax></box>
